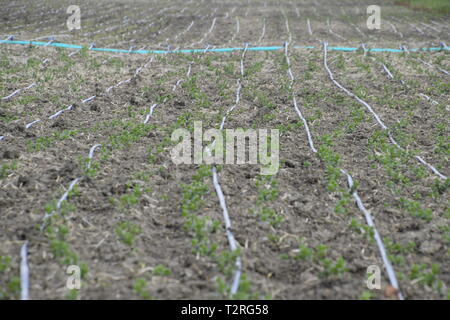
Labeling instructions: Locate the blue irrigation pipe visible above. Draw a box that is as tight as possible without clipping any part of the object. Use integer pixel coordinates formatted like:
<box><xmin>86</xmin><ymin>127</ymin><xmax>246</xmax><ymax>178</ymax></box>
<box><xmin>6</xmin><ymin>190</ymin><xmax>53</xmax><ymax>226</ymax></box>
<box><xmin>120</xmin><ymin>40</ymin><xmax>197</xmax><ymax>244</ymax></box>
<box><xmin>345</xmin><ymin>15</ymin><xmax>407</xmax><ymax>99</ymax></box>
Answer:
<box><xmin>0</xmin><ymin>39</ymin><xmax>448</xmax><ymax>54</ymax></box>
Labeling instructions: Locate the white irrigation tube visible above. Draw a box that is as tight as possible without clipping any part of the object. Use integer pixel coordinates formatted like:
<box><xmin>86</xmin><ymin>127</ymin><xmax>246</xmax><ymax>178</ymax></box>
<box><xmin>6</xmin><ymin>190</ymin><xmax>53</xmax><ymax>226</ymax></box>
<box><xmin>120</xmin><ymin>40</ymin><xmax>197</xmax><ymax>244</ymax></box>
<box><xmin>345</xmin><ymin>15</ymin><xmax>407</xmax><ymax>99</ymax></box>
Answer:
<box><xmin>106</xmin><ymin>78</ymin><xmax>132</xmax><ymax>93</ymax></box>
<box><xmin>388</xmin><ymin>21</ymin><xmax>403</xmax><ymax>39</ymax></box>
<box><xmin>135</xmin><ymin>57</ymin><xmax>155</xmax><ymax>76</ymax></box>
<box><xmin>0</xmin><ymin>35</ymin><xmax>14</xmax><ymax>43</ymax></box>
<box><xmin>209</xmin><ymin>17</ymin><xmax>217</xmax><ymax>34</ymax></box>
<box><xmin>417</xmin><ymin>57</ymin><xmax>450</xmax><ymax>76</ymax></box>
<box><xmin>351</xmin><ymin>23</ymin><xmax>366</xmax><ymax>39</ymax></box>
<box><xmin>68</xmin><ymin>46</ymin><xmax>81</xmax><ymax>57</ymax></box>
<box><xmin>284</xmin><ymin>42</ymin><xmax>317</xmax><ymax>153</ymax></box>
<box><xmin>143</xmin><ymin>103</ymin><xmax>158</xmax><ymax>124</ymax></box>
<box><xmin>240</xmin><ymin>43</ymin><xmax>249</xmax><ymax>76</ymax></box>
<box><xmin>203</xmin><ymin>44</ymin><xmax>211</xmax><ymax>54</ymax></box>
<box><xmin>418</xmin><ymin>93</ymin><xmax>439</xmax><ymax>106</ymax></box>
<box><xmin>25</xmin><ymin>119</ymin><xmax>41</xmax><ymax>129</ymax></box>
<box><xmin>283</xmin><ymin>11</ymin><xmax>292</xmax><ymax>43</ymax></box>
<box><xmin>381</xmin><ymin>63</ymin><xmax>394</xmax><ymax>79</ymax></box>
<box><xmin>172</xmin><ymin>63</ymin><xmax>192</xmax><ymax>92</ymax></box>
<box><xmin>401</xmin><ymin>44</ymin><xmax>449</xmax><ymax>75</ymax></box>
<box><xmin>191</xmin><ymin>17</ymin><xmax>217</xmax><ymax>47</ymax></box>
<box><xmin>174</xmin><ymin>21</ymin><xmax>194</xmax><ymax>40</ymax></box>
<box><xmin>212</xmin><ymin>166</ymin><xmax>242</xmax><ymax>295</ymax></box>
<box><xmin>323</xmin><ymin>42</ymin><xmax>447</xmax><ymax>180</ymax></box>
<box><xmin>20</xmin><ymin>242</ymin><xmax>29</xmax><ymax>300</ymax></box>
<box><xmin>41</xmin><ymin>143</ymin><xmax>102</xmax><ymax>229</ymax></box>
<box><xmin>307</xmin><ymin>18</ymin><xmax>313</xmax><ymax>36</ymax></box>
<box><xmin>81</xmin><ymin>95</ymin><xmax>96</xmax><ymax>104</ymax></box>
<box><xmin>231</xmin><ymin>17</ymin><xmax>240</xmax><ymax>43</ymax></box>
<box><xmin>43</xmin><ymin>38</ymin><xmax>55</xmax><ymax>47</ymax></box>
<box><xmin>409</xmin><ymin>23</ymin><xmax>425</xmax><ymax>36</ymax></box>
<box><xmin>87</xmin><ymin>144</ymin><xmax>102</xmax><ymax>169</ymax></box>
<box><xmin>327</xmin><ymin>19</ymin><xmax>346</xmax><ymax>42</ymax></box>
<box><xmin>204</xmin><ymin>48</ymin><xmax>248</xmax><ymax>296</ymax></box>
<box><xmin>2</xmin><ymin>83</ymin><xmax>36</xmax><ymax>100</ymax></box>
<box><xmin>283</xmin><ymin>42</ymin><xmax>404</xmax><ymax>299</ymax></box>
<box><xmin>258</xmin><ymin>18</ymin><xmax>266</xmax><ymax>44</ymax></box>
<box><xmin>41</xmin><ymin>177</ymin><xmax>81</xmax><ymax>229</ymax></box>
<box><xmin>361</xmin><ymin>43</ymin><xmax>368</xmax><ymax>57</ymax></box>
<box><xmin>362</xmin><ymin>44</ymin><xmax>395</xmax><ymax>80</ymax></box>
<box><xmin>38</xmin><ymin>50</ymin><xmax>170</xmax><ymax>229</ymax></box>
<box><xmin>341</xmin><ymin>169</ymin><xmax>404</xmax><ymax>300</ymax></box>
<box><xmin>49</xmin><ymin>105</ymin><xmax>73</xmax><ymax>120</ymax></box>
<box><xmin>375</xmin><ymin>57</ymin><xmax>444</xmax><ymax>105</ymax></box>
<box><xmin>208</xmin><ymin>79</ymin><xmax>242</xmax><ymax>296</ymax></box>
<box><xmin>28</xmin><ymin>50</ymin><xmax>154</xmax><ymax>134</ymax></box>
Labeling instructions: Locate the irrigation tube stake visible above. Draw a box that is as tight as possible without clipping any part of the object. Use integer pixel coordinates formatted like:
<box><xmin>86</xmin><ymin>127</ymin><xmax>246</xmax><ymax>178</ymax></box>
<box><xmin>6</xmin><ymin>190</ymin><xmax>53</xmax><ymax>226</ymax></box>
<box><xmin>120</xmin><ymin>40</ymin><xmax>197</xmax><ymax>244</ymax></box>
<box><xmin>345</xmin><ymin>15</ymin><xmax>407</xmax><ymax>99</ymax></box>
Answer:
<box><xmin>322</xmin><ymin>42</ymin><xmax>447</xmax><ymax>180</ymax></box>
<box><xmin>284</xmin><ymin>42</ymin><xmax>317</xmax><ymax>153</ymax></box>
<box><xmin>20</xmin><ymin>242</ymin><xmax>29</xmax><ymax>300</ymax></box>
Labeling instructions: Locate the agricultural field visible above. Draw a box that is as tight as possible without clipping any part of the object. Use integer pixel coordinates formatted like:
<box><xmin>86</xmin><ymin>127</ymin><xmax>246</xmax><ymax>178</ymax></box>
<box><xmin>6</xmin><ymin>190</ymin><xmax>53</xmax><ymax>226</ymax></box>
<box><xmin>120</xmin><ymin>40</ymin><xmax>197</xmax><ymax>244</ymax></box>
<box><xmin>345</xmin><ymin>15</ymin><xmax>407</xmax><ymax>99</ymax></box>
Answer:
<box><xmin>0</xmin><ymin>0</ymin><xmax>449</xmax><ymax>300</ymax></box>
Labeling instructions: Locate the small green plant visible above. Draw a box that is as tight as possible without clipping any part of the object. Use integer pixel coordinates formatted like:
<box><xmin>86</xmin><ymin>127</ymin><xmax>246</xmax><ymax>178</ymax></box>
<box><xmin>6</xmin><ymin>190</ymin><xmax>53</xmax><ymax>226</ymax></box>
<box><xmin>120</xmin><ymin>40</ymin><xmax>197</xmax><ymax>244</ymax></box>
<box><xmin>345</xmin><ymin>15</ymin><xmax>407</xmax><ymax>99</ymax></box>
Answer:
<box><xmin>133</xmin><ymin>278</ymin><xmax>152</xmax><ymax>299</ymax></box>
<box><xmin>360</xmin><ymin>290</ymin><xmax>374</xmax><ymax>300</ymax></box>
<box><xmin>0</xmin><ymin>256</ymin><xmax>11</xmax><ymax>272</ymax></box>
<box><xmin>65</xmin><ymin>289</ymin><xmax>79</xmax><ymax>300</ymax></box>
<box><xmin>254</xmin><ymin>175</ymin><xmax>283</xmax><ymax>227</ymax></box>
<box><xmin>399</xmin><ymin>198</ymin><xmax>433</xmax><ymax>222</ymax></box>
<box><xmin>349</xmin><ymin>218</ymin><xmax>375</xmax><ymax>243</ymax></box>
<box><xmin>409</xmin><ymin>263</ymin><xmax>443</xmax><ymax>293</ymax></box>
<box><xmin>0</xmin><ymin>161</ymin><xmax>17</xmax><ymax>179</ymax></box>
<box><xmin>217</xmin><ymin>274</ymin><xmax>262</xmax><ymax>300</ymax></box>
<box><xmin>289</xmin><ymin>240</ymin><xmax>348</xmax><ymax>278</ymax></box>
<box><xmin>153</xmin><ymin>265</ymin><xmax>171</xmax><ymax>277</ymax></box>
<box><xmin>115</xmin><ymin>221</ymin><xmax>142</xmax><ymax>246</ymax></box>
